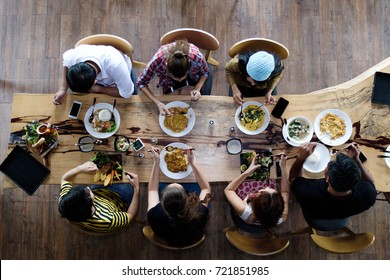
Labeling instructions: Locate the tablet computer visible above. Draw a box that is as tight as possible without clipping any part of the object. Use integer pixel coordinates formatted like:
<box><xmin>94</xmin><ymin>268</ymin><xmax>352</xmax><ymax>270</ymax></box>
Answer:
<box><xmin>0</xmin><ymin>145</ymin><xmax>50</xmax><ymax>195</ymax></box>
<box><xmin>371</xmin><ymin>72</ymin><xmax>390</xmax><ymax>105</ymax></box>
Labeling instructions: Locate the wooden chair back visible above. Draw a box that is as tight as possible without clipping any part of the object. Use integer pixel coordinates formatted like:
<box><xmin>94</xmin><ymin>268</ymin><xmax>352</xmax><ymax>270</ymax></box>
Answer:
<box><xmin>160</xmin><ymin>28</ymin><xmax>220</xmax><ymax>66</ymax></box>
<box><xmin>228</xmin><ymin>38</ymin><xmax>289</xmax><ymax>59</ymax></box>
<box><xmin>225</xmin><ymin>226</ymin><xmax>289</xmax><ymax>256</ymax></box>
<box><xmin>142</xmin><ymin>226</ymin><xmax>205</xmax><ymax>250</ymax></box>
<box><xmin>75</xmin><ymin>34</ymin><xmax>147</xmax><ymax>68</ymax></box>
<box><xmin>310</xmin><ymin>228</ymin><xmax>375</xmax><ymax>254</ymax></box>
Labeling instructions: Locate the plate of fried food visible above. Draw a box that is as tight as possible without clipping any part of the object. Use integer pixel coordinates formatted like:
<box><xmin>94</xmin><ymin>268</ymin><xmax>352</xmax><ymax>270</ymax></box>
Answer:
<box><xmin>159</xmin><ymin>101</ymin><xmax>195</xmax><ymax>137</ymax></box>
<box><xmin>314</xmin><ymin>109</ymin><xmax>352</xmax><ymax>146</ymax></box>
<box><xmin>160</xmin><ymin>142</ymin><xmax>193</xmax><ymax>179</ymax></box>
<box><xmin>84</xmin><ymin>102</ymin><xmax>120</xmax><ymax>139</ymax></box>
<box><xmin>235</xmin><ymin>101</ymin><xmax>270</xmax><ymax>135</ymax></box>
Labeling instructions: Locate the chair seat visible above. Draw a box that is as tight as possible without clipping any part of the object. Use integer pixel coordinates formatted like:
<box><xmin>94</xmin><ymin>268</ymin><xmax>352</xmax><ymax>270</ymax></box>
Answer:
<box><xmin>142</xmin><ymin>225</ymin><xmax>205</xmax><ymax>250</ymax></box>
<box><xmin>225</xmin><ymin>227</ymin><xmax>289</xmax><ymax>256</ymax></box>
<box><xmin>311</xmin><ymin>232</ymin><xmax>375</xmax><ymax>254</ymax></box>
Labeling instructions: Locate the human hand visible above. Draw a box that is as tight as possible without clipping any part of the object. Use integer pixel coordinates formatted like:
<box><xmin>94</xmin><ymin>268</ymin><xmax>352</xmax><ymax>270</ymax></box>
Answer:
<box><xmin>53</xmin><ymin>90</ymin><xmax>67</xmax><ymax>105</ymax></box>
<box><xmin>190</xmin><ymin>90</ymin><xmax>201</xmax><ymax>101</ymax></box>
<box><xmin>148</xmin><ymin>147</ymin><xmax>161</xmax><ymax>163</ymax></box>
<box><xmin>125</xmin><ymin>171</ymin><xmax>139</xmax><ymax>189</ymax></box>
<box><xmin>78</xmin><ymin>161</ymin><xmax>98</xmax><ymax>173</ymax></box>
<box><xmin>186</xmin><ymin>148</ymin><xmax>196</xmax><ymax>166</ymax></box>
<box><xmin>298</xmin><ymin>142</ymin><xmax>317</xmax><ymax>160</ymax></box>
<box><xmin>245</xmin><ymin>153</ymin><xmax>261</xmax><ymax>175</ymax></box>
<box><xmin>265</xmin><ymin>94</ymin><xmax>276</xmax><ymax>105</ymax></box>
<box><xmin>232</xmin><ymin>88</ymin><xmax>243</xmax><ymax>105</ymax></box>
<box><xmin>344</xmin><ymin>142</ymin><xmax>360</xmax><ymax>161</ymax></box>
<box><xmin>279</xmin><ymin>153</ymin><xmax>287</xmax><ymax>172</ymax></box>
<box><xmin>157</xmin><ymin>102</ymin><xmax>171</xmax><ymax>116</ymax></box>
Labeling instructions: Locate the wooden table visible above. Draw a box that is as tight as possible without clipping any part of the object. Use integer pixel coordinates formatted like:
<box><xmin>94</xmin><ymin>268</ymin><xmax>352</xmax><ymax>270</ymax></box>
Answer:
<box><xmin>4</xmin><ymin>58</ymin><xmax>390</xmax><ymax>191</ymax></box>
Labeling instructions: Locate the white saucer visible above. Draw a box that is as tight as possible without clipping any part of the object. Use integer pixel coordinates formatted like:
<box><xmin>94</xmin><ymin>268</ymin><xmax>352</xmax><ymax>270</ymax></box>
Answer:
<box><xmin>303</xmin><ymin>143</ymin><xmax>331</xmax><ymax>173</ymax></box>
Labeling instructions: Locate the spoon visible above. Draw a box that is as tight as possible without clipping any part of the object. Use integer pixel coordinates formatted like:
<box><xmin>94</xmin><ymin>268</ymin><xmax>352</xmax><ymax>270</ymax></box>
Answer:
<box><xmin>88</xmin><ymin>97</ymin><xmax>97</xmax><ymax>123</ymax></box>
<box><xmin>111</xmin><ymin>99</ymin><xmax>116</xmax><ymax>120</ymax></box>
<box><xmin>239</xmin><ymin>95</ymin><xmax>244</xmax><ymax>120</ymax></box>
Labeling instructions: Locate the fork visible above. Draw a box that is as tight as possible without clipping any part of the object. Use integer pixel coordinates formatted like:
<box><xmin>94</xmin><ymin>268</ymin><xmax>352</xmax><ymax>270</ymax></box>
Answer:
<box><xmin>88</xmin><ymin>97</ymin><xmax>97</xmax><ymax>123</ymax></box>
<box><xmin>239</xmin><ymin>94</ymin><xmax>244</xmax><ymax>120</ymax></box>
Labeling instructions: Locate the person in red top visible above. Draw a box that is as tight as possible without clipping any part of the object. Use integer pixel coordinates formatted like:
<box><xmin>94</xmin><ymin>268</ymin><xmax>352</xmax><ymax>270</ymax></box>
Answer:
<box><xmin>136</xmin><ymin>40</ymin><xmax>211</xmax><ymax>115</ymax></box>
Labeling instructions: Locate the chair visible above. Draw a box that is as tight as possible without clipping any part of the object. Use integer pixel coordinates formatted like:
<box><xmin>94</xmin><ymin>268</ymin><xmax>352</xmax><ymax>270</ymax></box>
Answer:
<box><xmin>224</xmin><ymin>226</ymin><xmax>289</xmax><ymax>256</ymax></box>
<box><xmin>75</xmin><ymin>34</ymin><xmax>147</xmax><ymax>68</ymax></box>
<box><xmin>160</xmin><ymin>28</ymin><xmax>220</xmax><ymax>66</ymax></box>
<box><xmin>228</xmin><ymin>37</ymin><xmax>289</xmax><ymax>60</ymax></box>
<box><xmin>310</xmin><ymin>227</ymin><xmax>375</xmax><ymax>254</ymax></box>
<box><xmin>142</xmin><ymin>226</ymin><xmax>205</xmax><ymax>250</ymax></box>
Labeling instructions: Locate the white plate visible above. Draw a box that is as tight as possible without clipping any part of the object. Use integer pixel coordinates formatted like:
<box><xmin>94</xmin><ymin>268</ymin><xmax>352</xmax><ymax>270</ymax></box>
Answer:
<box><xmin>314</xmin><ymin>109</ymin><xmax>352</xmax><ymax>146</ymax></box>
<box><xmin>84</xmin><ymin>103</ymin><xmax>120</xmax><ymax>139</ymax></box>
<box><xmin>235</xmin><ymin>101</ymin><xmax>270</xmax><ymax>135</ymax></box>
<box><xmin>283</xmin><ymin>116</ymin><xmax>314</xmax><ymax>146</ymax></box>
<box><xmin>160</xmin><ymin>142</ymin><xmax>193</xmax><ymax>179</ymax></box>
<box><xmin>385</xmin><ymin>145</ymin><xmax>390</xmax><ymax>168</ymax></box>
<box><xmin>303</xmin><ymin>143</ymin><xmax>331</xmax><ymax>173</ymax></box>
<box><xmin>159</xmin><ymin>101</ymin><xmax>196</xmax><ymax>137</ymax></box>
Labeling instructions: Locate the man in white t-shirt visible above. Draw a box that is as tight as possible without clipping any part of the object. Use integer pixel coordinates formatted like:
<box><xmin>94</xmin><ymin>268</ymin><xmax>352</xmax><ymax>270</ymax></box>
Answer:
<box><xmin>53</xmin><ymin>44</ymin><xmax>135</xmax><ymax>105</ymax></box>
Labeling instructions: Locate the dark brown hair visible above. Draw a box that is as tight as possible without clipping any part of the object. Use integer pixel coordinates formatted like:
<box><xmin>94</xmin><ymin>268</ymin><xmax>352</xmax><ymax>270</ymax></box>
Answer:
<box><xmin>249</xmin><ymin>191</ymin><xmax>284</xmax><ymax>228</ymax></box>
<box><xmin>167</xmin><ymin>40</ymin><xmax>190</xmax><ymax>78</ymax></box>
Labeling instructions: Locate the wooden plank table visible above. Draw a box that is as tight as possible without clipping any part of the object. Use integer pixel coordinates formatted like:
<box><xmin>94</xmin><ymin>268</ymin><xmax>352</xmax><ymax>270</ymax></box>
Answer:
<box><xmin>4</xmin><ymin>57</ymin><xmax>390</xmax><ymax>191</ymax></box>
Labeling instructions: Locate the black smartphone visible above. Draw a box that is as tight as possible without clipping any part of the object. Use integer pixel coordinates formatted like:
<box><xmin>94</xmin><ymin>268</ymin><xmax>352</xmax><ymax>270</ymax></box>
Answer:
<box><xmin>275</xmin><ymin>160</ymin><xmax>282</xmax><ymax>178</ymax></box>
<box><xmin>69</xmin><ymin>100</ymin><xmax>82</xmax><ymax>119</ymax></box>
<box><xmin>271</xmin><ymin>97</ymin><xmax>289</xmax><ymax>118</ymax></box>
<box><xmin>359</xmin><ymin>151</ymin><xmax>367</xmax><ymax>163</ymax></box>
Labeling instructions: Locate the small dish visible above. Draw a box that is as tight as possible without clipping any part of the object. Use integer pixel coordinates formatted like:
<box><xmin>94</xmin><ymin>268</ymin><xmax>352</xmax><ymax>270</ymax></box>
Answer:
<box><xmin>114</xmin><ymin>136</ymin><xmax>130</xmax><ymax>152</ymax></box>
<box><xmin>226</xmin><ymin>138</ymin><xmax>242</xmax><ymax>155</ymax></box>
<box><xmin>303</xmin><ymin>143</ymin><xmax>331</xmax><ymax>173</ymax></box>
<box><xmin>285</xmin><ymin>116</ymin><xmax>313</xmax><ymax>145</ymax></box>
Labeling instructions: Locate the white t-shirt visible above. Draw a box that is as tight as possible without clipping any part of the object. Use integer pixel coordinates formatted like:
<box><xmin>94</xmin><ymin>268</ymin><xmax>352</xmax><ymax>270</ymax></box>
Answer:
<box><xmin>63</xmin><ymin>44</ymin><xmax>134</xmax><ymax>98</ymax></box>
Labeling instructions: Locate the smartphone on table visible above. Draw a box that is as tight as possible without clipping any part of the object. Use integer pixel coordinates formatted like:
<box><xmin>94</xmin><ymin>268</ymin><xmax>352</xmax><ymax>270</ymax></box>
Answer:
<box><xmin>68</xmin><ymin>100</ymin><xmax>82</xmax><ymax>119</ymax></box>
<box><xmin>271</xmin><ymin>97</ymin><xmax>289</xmax><ymax>118</ymax></box>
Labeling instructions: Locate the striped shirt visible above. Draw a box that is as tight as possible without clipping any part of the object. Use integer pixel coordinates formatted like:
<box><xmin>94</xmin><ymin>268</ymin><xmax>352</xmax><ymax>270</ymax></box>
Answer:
<box><xmin>59</xmin><ymin>182</ymin><xmax>130</xmax><ymax>233</ymax></box>
<box><xmin>136</xmin><ymin>42</ymin><xmax>209</xmax><ymax>93</ymax></box>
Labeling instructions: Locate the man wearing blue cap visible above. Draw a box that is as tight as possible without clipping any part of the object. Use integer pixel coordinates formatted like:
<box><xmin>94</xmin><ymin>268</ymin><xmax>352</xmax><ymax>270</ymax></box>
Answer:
<box><xmin>225</xmin><ymin>50</ymin><xmax>284</xmax><ymax>105</ymax></box>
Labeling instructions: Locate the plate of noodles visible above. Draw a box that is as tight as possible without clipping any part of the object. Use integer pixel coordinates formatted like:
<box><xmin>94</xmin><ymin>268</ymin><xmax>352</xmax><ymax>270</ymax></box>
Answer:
<box><xmin>160</xmin><ymin>142</ymin><xmax>193</xmax><ymax>179</ymax></box>
<box><xmin>314</xmin><ymin>109</ymin><xmax>352</xmax><ymax>146</ymax></box>
<box><xmin>235</xmin><ymin>101</ymin><xmax>270</xmax><ymax>135</ymax></box>
<box><xmin>84</xmin><ymin>102</ymin><xmax>120</xmax><ymax>139</ymax></box>
<box><xmin>303</xmin><ymin>143</ymin><xmax>330</xmax><ymax>173</ymax></box>
<box><xmin>159</xmin><ymin>101</ymin><xmax>196</xmax><ymax>137</ymax></box>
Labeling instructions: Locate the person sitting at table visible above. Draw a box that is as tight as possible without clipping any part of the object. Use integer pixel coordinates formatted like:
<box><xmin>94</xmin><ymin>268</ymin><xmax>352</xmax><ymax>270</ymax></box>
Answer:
<box><xmin>224</xmin><ymin>153</ymin><xmax>290</xmax><ymax>232</ymax></box>
<box><xmin>289</xmin><ymin>142</ymin><xmax>377</xmax><ymax>230</ymax></box>
<box><xmin>146</xmin><ymin>147</ymin><xmax>212</xmax><ymax>247</ymax></box>
<box><xmin>58</xmin><ymin>161</ymin><xmax>140</xmax><ymax>233</ymax></box>
<box><xmin>53</xmin><ymin>44</ymin><xmax>136</xmax><ymax>105</ymax></box>
<box><xmin>136</xmin><ymin>39</ymin><xmax>211</xmax><ymax>115</ymax></box>
<box><xmin>225</xmin><ymin>50</ymin><xmax>284</xmax><ymax>105</ymax></box>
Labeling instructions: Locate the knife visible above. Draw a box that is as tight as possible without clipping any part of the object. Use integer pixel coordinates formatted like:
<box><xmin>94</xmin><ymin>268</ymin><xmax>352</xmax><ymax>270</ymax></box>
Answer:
<box><xmin>40</xmin><ymin>140</ymin><xmax>59</xmax><ymax>157</ymax></box>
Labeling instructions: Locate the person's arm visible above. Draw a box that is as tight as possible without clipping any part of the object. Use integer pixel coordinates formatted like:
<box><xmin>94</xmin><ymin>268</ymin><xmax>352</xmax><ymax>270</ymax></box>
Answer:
<box><xmin>140</xmin><ymin>86</ymin><xmax>171</xmax><ymax>115</ymax></box>
<box><xmin>265</xmin><ymin>72</ymin><xmax>283</xmax><ymax>104</ymax></box>
<box><xmin>224</xmin><ymin>153</ymin><xmax>261</xmax><ymax>215</ymax></box>
<box><xmin>147</xmin><ymin>147</ymin><xmax>161</xmax><ymax>211</ymax></box>
<box><xmin>61</xmin><ymin>161</ymin><xmax>98</xmax><ymax>185</ymax></box>
<box><xmin>345</xmin><ymin>143</ymin><xmax>374</xmax><ymax>183</ymax></box>
<box><xmin>187</xmin><ymin>150</ymin><xmax>211</xmax><ymax>205</ymax></box>
<box><xmin>279</xmin><ymin>155</ymin><xmax>291</xmax><ymax>221</ymax></box>
<box><xmin>53</xmin><ymin>66</ymin><xmax>69</xmax><ymax>105</ymax></box>
<box><xmin>289</xmin><ymin>142</ymin><xmax>317</xmax><ymax>183</ymax></box>
<box><xmin>89</xmin><ymin>84</ymin><xmax>122</xmax><ymax>97</ymax></box>
<box><xmin>190</xmin><ymin>75</ymin><xmax>207</xmax><ymax>100</ymax></box>
<box><xmin>225</xmin><ymin>57</ymin><xmax>243</xmax><ymax>105</ymax></box>
<box><xmin>124</xmin><ymin>171</ymin><xmax>140</xmax><ymax>220</ymax></box>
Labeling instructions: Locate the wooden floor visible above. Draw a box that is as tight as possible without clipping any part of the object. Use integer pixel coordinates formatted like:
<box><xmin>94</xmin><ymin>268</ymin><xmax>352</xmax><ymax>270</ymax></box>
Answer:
<box><xmin>1</xmin><ymin>0</ymin><xmax>390</xmax><ymax>260</ymax></box>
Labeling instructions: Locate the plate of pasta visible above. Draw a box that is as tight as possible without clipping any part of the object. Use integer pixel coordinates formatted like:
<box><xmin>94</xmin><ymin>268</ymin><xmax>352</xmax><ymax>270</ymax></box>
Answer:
<box><xmin>235</xmin><ymin>101</ymin><xmax>270</xmax><ymax>135</ymax></box>
<box><xmin>160</xmin><ymin>142</ymin><xmax>193</xmax><ymax>179</ymax></box>
<box><xmin>159</xmin><ymin>101</ymin><xmax>195</xmax><ymax>137</ymax></box>
<box><xmin>314</xmin><ymin>109</ymin><xmax>352</xmax><ymax>146</ymax></box>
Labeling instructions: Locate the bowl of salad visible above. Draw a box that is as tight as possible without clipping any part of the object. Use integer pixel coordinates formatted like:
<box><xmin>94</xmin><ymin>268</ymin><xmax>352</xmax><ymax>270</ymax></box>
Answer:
<box><xmin>285</xmin><ymin>116</ymin><xmax>313</xmax><ymax>146</ymax></box>
<box><xmin>114</xmin><ymin>135</ymin><xmax>130</xmax><ymax>152</ymax></box>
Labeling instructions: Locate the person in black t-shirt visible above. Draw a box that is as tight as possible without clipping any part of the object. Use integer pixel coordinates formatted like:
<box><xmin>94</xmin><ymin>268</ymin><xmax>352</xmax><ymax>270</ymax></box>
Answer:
<box><xmin>289</xmin><ymin>142</ymin><xmax>376</xmax><ymax>230</ymax></box>
<box><xmin>146</xmin><ymin>147</ymin><xmax>212</xmax><ymax>247</ymax></box>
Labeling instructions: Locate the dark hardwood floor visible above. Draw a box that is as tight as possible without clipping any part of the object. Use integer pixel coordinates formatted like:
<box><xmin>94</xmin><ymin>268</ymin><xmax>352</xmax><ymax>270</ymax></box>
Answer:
<box><xmin>1</xmin><ymin>0</ymin><xmax>389</xmax><ymax>260</ymax></box>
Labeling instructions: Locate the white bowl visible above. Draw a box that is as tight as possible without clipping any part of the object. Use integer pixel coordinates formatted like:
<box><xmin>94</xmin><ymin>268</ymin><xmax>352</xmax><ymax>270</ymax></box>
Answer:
<box><xmin>285</xmin><ymin>116</ymin><xmax>314</xmax><ymax>146</ymax></box>
<box><xmin>159</xmin><ymin>101</ymin><xmax>196</xmax><ymax>137</ymax></box>
<box><xmin>160</xmin><ymin>142</ymin><xmax>193</xmax><ymax>179</ymax></box>
<box><xmin>235</xmin><ymin>101</ymin><xmax>270</xmax><ymax>135</ymax></box>
<box><xmin>84</xmin><ymin>102</ymin><xmax>120</xmax><ymax>139</ymax></box>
